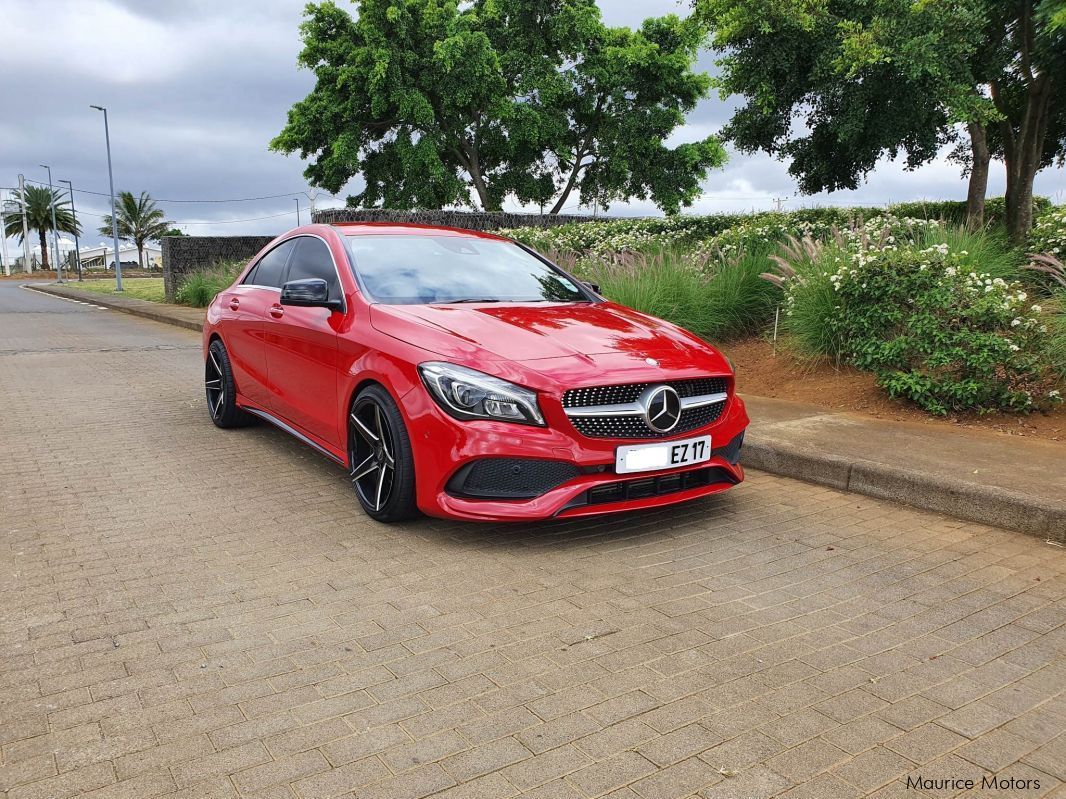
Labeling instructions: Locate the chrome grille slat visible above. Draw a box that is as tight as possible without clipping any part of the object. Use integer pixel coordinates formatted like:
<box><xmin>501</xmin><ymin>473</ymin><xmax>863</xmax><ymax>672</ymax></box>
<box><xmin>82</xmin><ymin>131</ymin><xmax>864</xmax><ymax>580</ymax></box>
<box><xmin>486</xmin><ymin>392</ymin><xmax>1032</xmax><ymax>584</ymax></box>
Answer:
<box><xmin>561</xmin><ymin>378</ymin><xmax>729</xmax><ymax>439</ymax></box>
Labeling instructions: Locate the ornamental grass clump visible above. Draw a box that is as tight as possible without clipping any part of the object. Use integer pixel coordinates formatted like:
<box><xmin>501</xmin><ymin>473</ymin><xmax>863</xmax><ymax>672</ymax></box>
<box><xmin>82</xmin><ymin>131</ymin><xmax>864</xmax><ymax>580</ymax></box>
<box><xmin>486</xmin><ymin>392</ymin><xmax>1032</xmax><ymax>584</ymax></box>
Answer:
<box><xmin>583</xmin><ymin>244</ymin><xmax>777</xmax><ymax>341</ymax></box>
<box><xmin>174</xmin><ymin>260</ymin><xmax>244</xmax><ymax>307</ymax></box>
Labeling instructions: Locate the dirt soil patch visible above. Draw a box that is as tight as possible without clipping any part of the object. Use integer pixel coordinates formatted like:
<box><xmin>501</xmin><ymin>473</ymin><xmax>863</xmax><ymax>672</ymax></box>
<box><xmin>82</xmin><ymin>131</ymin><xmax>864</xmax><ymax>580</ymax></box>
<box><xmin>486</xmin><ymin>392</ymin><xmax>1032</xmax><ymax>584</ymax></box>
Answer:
<box><xmin>723</xmin><ymin>338</ymin><xmax>1065</xmax><ymax>443</ymax></box>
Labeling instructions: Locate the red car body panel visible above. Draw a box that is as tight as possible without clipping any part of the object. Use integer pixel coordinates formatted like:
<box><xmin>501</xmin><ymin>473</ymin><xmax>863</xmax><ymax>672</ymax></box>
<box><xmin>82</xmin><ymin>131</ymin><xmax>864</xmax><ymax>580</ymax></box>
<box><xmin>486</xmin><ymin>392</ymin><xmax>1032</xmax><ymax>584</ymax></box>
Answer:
<box><xmin>203</xmin><ymin>223</ymin><xmax>749</xmax><ymax>521</ymax></box>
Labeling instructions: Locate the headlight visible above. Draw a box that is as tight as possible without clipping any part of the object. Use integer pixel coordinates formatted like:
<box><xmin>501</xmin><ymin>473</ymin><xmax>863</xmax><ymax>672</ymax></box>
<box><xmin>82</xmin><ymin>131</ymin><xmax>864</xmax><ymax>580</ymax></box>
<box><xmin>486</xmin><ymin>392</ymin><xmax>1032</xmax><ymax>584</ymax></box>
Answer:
<box><xmin>418</xmin><ymin>362</ymin><xmax>545</xmax><ymax>426</ymax></box>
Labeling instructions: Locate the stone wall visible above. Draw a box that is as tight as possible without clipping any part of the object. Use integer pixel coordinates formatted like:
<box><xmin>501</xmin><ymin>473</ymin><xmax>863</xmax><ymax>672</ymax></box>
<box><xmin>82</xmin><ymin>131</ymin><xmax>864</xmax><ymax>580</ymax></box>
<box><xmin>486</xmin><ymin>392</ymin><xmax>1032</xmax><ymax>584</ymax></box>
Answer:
<box><xmin>311</xmin><ymin>208</ymin><xmax>600</xmax><ymax>230</ymax></box>
<box><xmin>161</xmin><ymin>236</ymin><xmax>275</xmax><ymax>301</ymax></box>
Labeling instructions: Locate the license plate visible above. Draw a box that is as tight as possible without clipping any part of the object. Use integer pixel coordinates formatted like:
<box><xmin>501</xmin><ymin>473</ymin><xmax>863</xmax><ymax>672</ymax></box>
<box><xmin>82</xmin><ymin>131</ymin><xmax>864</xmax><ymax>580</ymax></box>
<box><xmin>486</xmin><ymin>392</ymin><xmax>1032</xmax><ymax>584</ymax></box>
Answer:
<box><xmin>615</xmin><ymin>435</ymin><xmax>712</xmax><ymax>474</ymax></box>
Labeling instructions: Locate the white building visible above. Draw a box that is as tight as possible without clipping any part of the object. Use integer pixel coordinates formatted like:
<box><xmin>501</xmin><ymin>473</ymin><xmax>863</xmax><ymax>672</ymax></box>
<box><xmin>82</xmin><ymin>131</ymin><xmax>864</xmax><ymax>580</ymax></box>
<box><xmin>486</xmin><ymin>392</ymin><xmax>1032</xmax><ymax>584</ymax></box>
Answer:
<box><xmin>79</xmin><ymin>242</ymin><xmax>162</xmax><ymax>270</ymax></box>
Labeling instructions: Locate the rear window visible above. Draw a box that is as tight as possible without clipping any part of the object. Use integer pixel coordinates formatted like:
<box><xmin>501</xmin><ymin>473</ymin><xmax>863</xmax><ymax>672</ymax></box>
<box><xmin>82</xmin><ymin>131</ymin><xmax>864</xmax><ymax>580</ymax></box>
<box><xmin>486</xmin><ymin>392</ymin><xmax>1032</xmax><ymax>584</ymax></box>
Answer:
<box><xmin>344</xmin><ymin>235</ymin><xmax>588</xmax><ymax>305</ymax></box>
<box><xmin>244</xmin><ymin>240</ymin><xmax>297</xmax><ymax>288</ymax></box>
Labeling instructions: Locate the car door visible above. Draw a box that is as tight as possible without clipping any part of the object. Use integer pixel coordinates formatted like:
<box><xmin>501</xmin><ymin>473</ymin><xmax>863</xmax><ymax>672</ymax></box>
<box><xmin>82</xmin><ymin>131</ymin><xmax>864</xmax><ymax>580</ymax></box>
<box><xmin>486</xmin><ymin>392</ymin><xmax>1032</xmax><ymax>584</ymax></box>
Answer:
<box><xmin>263</xmin><ymin>236</ymin><xmax>343</xmax><ymax>447</ymax></box>
<box><xmin>222</xmin><ymin>239</ymin><xmax>298</xmax><ymax>410</ymax></box>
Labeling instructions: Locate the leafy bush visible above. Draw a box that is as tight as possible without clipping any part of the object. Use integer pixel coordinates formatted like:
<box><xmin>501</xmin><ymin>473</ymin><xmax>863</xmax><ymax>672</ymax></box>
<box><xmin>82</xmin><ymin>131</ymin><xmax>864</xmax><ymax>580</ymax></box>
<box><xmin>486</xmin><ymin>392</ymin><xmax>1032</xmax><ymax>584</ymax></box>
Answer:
<box><xmin>1029</xmin><ymin>205</ymin><xmax>1066</xmax><ymax>256</ymax></box>
<box><xmin>775</xmin><ymin>234</ymin><xmax>1060</xmax><ymax>414</ymax></box>
<box><xmin>174</xmin><ymin>260</ymin><xmax>243</xmax><ymax>307</ymax></box>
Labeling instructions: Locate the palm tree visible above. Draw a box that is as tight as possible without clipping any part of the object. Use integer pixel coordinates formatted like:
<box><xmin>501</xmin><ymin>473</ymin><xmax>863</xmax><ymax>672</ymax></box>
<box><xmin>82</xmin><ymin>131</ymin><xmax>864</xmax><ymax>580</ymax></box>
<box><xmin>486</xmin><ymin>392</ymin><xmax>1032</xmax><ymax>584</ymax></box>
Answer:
<box><xmin>99</xmin><ymin>191</ymin><xmax>173</xmax><ymax>270</ymax></box>
<box><xmin>3</xmin><ymin>185</ymin><xmax>81</xmax><ymax>272</ymax></box>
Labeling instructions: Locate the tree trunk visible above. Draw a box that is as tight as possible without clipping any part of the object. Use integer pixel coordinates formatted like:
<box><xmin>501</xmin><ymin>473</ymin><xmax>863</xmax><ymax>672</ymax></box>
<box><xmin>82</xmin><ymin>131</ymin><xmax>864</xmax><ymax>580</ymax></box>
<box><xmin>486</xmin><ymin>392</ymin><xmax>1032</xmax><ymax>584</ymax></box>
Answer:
<box><xmin>965</xmin><ymin>121</ymin><xmax>990</xmax><ymax>231</ymax></box>
<box><xmin>38</xmin><ymin>228</ymin><xmax>49</xmax><ymax>271</ymax></box>
<box><xmin>137</xmin><ymin>243</ymin><xmax>144</xmax><ymax>271</ymax></box>
<box><xmin>468</xmin><ymin>170</ymin><xmax>500</xmax><ymax>212</ymax></box>
<box><xmin>549</xmin><ymin>161</ymin><xmax>582</xmax><ymax>215</ymax></box>
<box><xmin>996</xmin><ymin>4</ymin><xmax>1054</xmax><ymax>245</ymax></box>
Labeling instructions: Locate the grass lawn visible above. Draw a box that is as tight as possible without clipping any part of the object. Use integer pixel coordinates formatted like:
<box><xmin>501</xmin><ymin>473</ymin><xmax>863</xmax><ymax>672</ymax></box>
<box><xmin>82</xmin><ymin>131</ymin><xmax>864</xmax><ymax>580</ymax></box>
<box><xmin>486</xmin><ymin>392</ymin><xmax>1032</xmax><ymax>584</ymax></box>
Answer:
<box><xmin>74</xmin><ymin>278</ymin><xmax>166</xmax><ymax>303</ymax></box>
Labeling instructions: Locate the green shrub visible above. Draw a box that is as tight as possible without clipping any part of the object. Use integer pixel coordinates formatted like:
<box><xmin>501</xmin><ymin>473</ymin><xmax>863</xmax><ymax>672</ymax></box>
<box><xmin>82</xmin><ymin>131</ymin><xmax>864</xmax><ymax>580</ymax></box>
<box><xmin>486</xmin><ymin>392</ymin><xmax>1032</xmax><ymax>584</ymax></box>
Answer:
<box><xmin>174</xmin><ymin>260</ymin><xmax>243</xmax><ymax>307</ymax></box>
<box><xmin>582</xmin><ymin>245</ymin><xmax>777</xmax><ymax>341</ymax></box>
<box><xmin>766</xmin><ymin>223</ymin><xmax>1063</xmax><ymax>414</ymax></box>
<box><xmin>825</xmin><ymin>245</ymin><xmax>1057</xmax><ymax>413</ymax></box>
<box><xmin>1029</xmin><ymin>205</ymin><xmax>1066</xmax><ymax>257</ymax></box>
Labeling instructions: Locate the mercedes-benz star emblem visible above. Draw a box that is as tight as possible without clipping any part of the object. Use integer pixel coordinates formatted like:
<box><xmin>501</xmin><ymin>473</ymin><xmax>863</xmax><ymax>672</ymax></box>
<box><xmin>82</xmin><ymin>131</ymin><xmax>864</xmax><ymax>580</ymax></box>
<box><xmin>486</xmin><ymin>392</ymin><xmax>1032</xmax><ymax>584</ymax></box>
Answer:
<box><xmin>640</xmin><ymin>385</ymin><xmax>682</xmax><ymax>433</ymax></box>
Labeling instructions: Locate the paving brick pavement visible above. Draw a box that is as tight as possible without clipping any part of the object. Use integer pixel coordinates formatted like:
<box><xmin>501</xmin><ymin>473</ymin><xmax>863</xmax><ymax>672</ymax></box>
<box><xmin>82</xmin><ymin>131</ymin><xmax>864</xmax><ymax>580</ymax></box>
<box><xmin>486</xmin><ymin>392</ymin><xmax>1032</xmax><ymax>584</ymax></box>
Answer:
<box><xmin>1</xmin><ymin>282</ymin><xmax>1064</xmax><ymax>798</ymax></box>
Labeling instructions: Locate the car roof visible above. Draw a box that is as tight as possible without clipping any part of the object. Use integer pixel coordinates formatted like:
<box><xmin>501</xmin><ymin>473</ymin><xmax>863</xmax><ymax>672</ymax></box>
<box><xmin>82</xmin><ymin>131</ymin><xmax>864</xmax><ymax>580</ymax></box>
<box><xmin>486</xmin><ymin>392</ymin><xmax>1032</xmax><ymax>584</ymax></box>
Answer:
<box><xmin>330</xmin><ymin>222</ymin><xmax>510</xmax><ymax>241</ymax></box>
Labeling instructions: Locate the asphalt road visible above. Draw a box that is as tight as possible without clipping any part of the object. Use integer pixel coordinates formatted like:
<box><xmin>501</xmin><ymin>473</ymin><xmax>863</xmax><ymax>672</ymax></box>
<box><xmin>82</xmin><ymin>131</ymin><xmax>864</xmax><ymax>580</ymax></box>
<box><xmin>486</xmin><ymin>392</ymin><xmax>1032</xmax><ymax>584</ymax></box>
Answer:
<box><xmin>1</xmin><ymin>279</ymin><xmax>1064</xmax><ymax>799</ymax></box>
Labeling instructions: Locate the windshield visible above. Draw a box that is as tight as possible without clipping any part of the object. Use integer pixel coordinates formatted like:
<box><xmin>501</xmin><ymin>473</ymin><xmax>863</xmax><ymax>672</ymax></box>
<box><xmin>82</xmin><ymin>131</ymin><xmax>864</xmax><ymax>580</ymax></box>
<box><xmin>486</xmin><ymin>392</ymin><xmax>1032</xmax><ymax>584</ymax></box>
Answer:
<box><xmin>344</xmin><ymin>234</ymin><xmax>590</xmax><ymax>305</ymax></box>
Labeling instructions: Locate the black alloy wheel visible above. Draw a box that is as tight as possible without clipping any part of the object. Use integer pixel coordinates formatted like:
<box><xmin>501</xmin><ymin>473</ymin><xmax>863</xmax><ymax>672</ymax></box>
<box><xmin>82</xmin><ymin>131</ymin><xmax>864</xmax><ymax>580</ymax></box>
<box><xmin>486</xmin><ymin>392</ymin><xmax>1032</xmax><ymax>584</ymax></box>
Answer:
<box><xmin>205</xmin><ymin>339</ymin><xmax>252</xmax><ymax>428</ymax></box>
<box><xmin>348</xmin><ymin>385</ymin><xmax>418</xmax><ymax>522</ymax></box>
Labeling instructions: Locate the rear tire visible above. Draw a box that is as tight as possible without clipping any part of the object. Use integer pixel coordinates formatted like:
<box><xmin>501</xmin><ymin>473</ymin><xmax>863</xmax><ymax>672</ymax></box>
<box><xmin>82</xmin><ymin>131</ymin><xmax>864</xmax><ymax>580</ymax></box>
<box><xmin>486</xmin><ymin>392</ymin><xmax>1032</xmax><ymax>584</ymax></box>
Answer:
<box><xmin>205</xmin><ymin>339</ymin><xmax>253</xmax><ymax>429</ymax></box>
<box><xmin>348</xmin><ymin>385</ymin><xmax>418</xmax><ymax>523</ymax></box>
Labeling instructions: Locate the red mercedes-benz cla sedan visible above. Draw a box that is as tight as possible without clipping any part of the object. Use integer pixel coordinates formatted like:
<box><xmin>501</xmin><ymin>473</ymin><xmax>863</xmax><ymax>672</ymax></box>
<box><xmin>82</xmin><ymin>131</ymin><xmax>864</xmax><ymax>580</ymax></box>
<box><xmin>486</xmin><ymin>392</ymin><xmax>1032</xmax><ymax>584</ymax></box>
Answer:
<box><xmin>202</xmin><ymin>223</ymin><xmax>748</xmax><ymax>522</ymax></box>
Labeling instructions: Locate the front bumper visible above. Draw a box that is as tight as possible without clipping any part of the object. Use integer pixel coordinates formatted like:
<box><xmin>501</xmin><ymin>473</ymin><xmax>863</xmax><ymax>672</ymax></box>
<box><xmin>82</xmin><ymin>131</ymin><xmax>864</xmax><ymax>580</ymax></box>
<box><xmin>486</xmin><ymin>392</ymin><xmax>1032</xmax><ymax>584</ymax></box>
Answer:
<box><xmin>400</xmin><ymin>385</ymin><xmax>749</xmax><ymax>521</ymax></box>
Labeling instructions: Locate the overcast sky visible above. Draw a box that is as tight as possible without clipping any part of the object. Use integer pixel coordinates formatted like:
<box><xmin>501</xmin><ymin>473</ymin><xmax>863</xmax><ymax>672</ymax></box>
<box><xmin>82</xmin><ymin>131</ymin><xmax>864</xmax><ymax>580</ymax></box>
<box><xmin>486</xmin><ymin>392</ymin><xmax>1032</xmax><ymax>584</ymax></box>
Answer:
<box><xmin>1</xmin><ymin>0</ymin><xmax>1063</xmax><ymax>255</ymax></box>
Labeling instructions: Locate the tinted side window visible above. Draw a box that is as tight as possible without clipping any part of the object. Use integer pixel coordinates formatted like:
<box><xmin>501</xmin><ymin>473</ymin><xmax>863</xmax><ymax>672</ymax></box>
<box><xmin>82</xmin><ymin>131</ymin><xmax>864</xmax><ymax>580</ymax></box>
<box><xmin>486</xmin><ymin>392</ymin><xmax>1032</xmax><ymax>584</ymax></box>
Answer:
<box><xmin>287</xmin><ymin>238</ymin><xmax>341</xmax><ymax>300</ymax></box>
<box><xmin>244</xmin><ymin>240</ymin><xmax>296</xmax><ymax>288</ymax></box>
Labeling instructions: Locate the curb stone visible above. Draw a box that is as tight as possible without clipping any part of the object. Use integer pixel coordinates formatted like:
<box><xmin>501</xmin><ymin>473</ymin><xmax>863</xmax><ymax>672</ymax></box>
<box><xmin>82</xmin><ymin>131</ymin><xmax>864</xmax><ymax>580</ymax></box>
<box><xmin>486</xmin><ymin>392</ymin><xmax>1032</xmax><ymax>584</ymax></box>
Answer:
<box><xmin>28</xmin><ymin>282</ymin><xmax>1065</xmax><ymax>542</ymax></box>
<box><xmin>742</xmin><ymin>439</ymin><xmax>1065</xmax><ymax>543</ymax></box>
<box><xmin>28</xmin><ymin>283</ymin><xmax>205</xmax><ymax>332</ymax></box>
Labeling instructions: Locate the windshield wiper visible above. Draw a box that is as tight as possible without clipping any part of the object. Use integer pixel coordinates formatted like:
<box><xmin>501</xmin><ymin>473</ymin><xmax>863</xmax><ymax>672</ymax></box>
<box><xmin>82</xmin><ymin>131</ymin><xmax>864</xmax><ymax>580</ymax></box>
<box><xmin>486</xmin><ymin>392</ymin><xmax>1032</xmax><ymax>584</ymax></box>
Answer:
<box><xmin>448</xmin><ymin>298</ymin><xmax>503</xmax><ymax>303</ymax></box>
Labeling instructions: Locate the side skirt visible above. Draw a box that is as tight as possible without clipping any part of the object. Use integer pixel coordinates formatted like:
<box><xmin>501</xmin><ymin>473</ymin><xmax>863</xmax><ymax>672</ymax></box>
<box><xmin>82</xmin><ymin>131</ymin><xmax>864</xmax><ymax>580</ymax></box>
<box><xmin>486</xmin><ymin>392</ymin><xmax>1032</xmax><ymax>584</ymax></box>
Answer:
<box><xmin>239</xmin><ymin>405</ymin><xmax>346</xmax><ymax>466</ymax></box>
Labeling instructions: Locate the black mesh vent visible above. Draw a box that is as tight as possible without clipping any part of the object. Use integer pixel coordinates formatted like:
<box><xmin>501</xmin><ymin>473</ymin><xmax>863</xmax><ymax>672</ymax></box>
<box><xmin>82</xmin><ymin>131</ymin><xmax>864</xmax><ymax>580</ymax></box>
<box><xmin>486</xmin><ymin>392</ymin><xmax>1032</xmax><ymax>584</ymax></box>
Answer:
<box><xmin>712</xmin><ymin>431</ymin><xmax>745</xmax><ymax>464</ymax></box>
<box><xmin>563</xmin><ymin>377</ymin><xmax>728</xmax><ymax>408</ymax></box>
<box><xmin>563</xmin><ymin>466</ymin><xmax>738</xmax><ymax>511</ymax></box>
<box><xmin>447</xmin><ymin>458</ymin><xmax>580</xmax><ymax>500</ymax></box>
<box><xmin>569</xmin><ymin>399</ymin><xmax>726</xmax><ymax>440</ymax></box>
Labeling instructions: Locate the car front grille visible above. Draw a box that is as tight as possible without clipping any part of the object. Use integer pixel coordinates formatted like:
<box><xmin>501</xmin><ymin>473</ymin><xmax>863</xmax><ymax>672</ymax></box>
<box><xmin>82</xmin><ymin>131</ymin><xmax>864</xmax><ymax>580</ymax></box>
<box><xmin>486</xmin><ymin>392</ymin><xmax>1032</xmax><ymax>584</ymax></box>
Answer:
<box><xmin>563</xmin><ymin>377</ymin><xmax>727</xmax><ymax>408</ymax></box>
<box><xmin>562</xmin><ymin>377</ymin><xmax>729</xmax><ymax>439</ymax></box>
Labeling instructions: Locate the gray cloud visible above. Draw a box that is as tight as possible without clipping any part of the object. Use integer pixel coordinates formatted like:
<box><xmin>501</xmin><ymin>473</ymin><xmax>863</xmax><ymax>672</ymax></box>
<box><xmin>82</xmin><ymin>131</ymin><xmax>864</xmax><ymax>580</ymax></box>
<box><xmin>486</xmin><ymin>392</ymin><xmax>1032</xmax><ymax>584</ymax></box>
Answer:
<box><xmin>1</xmin><ymin>0</ymin><xmax>1062</xmax><ymax>255</ymax></box>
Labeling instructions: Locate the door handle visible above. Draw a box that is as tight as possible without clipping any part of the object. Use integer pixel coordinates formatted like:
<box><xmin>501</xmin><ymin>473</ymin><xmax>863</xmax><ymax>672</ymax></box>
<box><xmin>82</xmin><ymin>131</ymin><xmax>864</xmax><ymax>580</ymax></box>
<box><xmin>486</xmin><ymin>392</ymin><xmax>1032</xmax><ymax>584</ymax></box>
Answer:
<box><xmin>269</xmin><ymin>305</ymin><xmax>284</xmax><ymax>318</ymax></box>
<box><xmin>228</xmin><ymin>298</ymin><xmax>240</xmax><ymax>310</ymax></box>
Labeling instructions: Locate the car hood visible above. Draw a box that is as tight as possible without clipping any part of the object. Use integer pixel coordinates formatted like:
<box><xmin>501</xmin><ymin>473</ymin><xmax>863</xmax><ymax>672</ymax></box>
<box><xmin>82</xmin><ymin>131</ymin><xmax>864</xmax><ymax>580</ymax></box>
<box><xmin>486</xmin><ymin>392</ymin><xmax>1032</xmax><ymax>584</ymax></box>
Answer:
<box><xmin>369</xmin><ymin>302</ymin><xmax>716</xmax><ymax>365</ymax></box>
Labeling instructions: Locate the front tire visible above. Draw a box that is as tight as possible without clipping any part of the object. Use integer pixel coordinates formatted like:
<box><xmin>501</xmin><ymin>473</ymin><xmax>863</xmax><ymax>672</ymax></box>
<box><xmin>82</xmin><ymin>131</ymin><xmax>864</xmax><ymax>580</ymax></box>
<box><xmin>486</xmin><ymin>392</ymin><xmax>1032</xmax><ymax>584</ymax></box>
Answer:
<box><xmin>348</xmin><ymin>385</ymin><xmax>418</xmax><ymax>522</ymax></box>
<box><xmin>205</xmin><ymin>339</ymin><xmax>253</xmax><ymax>429</ymax></box>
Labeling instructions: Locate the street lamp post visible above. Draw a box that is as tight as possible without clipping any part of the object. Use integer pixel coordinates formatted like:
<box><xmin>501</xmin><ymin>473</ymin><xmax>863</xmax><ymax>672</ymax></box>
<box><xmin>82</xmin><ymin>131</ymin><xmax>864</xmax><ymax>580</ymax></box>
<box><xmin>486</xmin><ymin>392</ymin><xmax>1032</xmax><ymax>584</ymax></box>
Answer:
<box><xmin>295</xmin><ymin>198</ymin><xmax>302</xmax><ymax>225</ymax></box>
<box><xmin>18</xmin><ymin>174</ymin><xmax>32</xmax><ymax>273</ymax></box>
<box><xmin>90</xmin><ymin>104</ymin><xmax>123</xmax><ymax>292</ymax></box>
<box><xmin>58</xmin><ymin>180</ymin><xmax>83</xmax><ymax>281</ymax></box>
<box><xmin>39</xmin><ymin>164</ymin><xmax>63</xmax><ymax>283</ymax></box>
<box><xmin>0</xmin><ymin>193</ymin><xmax>10</xmax><ymax>277</ymax></box>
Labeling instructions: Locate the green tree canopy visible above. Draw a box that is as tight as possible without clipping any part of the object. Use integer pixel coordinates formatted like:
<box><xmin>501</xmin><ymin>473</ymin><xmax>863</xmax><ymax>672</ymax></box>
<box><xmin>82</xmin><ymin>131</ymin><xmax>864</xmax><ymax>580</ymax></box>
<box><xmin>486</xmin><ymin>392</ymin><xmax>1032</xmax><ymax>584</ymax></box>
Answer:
<box><xmin>271</xmin><ymin>0</ymin><xmax>726</xmax><ymax>214</ymax></box>
<box><xmin>695</xmin><ymin>0</ymin><xmax>1065</xmax><ymax>242</ymax></box>
<box><xmin>3</xmin><ymin>185</ymin><xmax>81</xmax><ymax>272</ymax></box>
<box><xmin>99</xmin><ymin>191</ymin><xmax>173</xmax><ymax>269</ymax></box>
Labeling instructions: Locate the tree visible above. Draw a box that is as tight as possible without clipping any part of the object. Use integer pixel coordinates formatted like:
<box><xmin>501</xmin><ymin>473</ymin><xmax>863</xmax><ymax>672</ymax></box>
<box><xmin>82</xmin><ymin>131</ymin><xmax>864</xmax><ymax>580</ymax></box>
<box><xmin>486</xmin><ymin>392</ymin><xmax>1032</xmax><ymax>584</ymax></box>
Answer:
<box><xmin>271</xmin><ymin>0</ymin><xmax>726</xmax><ymax>214</ymax></box>
<box><xmin>2</xmin><ymin>185</ymin><xmax>80</xmax><ymax>272</ymax></box>
<box><xmin>694</xmin><ymin>0</ymin><xmax>1065</xmax><ymax>242</ymax></box>
<box><xmin>99</xmin><ymin>191</ymin><xmax>173</xmax><ymax>270</ymax></box>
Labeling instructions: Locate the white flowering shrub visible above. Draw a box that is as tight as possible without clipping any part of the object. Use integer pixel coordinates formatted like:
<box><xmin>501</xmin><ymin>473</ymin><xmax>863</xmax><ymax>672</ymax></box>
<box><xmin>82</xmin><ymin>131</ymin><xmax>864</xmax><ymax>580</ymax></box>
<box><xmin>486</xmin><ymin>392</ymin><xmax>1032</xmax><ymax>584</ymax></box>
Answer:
<box><xmin>1029</xmin><ymin>205</ymin><xmax>1066</xmax><ymax>256</ymax></box>
<box><xmin>799</xmin><ymin>242</ymin><xmax>1062</xmax><ymax>414</ymax></box>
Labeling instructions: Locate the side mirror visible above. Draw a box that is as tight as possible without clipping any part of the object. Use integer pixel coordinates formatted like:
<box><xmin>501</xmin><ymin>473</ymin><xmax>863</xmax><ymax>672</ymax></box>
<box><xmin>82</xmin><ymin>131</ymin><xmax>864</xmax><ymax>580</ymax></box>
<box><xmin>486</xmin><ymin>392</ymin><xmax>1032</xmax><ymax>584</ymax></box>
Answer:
<box><xmin>280</xmin><ymin>278</ymin><xmax>342</xmax><ymax>311</ymax></box>
<box><xmin>583</xmin><ymin>281</ymin><xmax>601</xmax><ymax>294</ymax></box>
